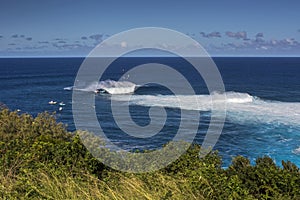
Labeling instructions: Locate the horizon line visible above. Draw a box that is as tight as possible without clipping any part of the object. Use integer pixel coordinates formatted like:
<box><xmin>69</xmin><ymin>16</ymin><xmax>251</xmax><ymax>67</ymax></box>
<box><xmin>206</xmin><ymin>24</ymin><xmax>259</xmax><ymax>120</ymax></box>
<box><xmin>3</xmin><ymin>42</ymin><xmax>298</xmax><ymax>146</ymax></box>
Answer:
<box><xmin>1</xmin><ymin>55</ymin><xmax>300</xmax><ymax>58</ymax></box>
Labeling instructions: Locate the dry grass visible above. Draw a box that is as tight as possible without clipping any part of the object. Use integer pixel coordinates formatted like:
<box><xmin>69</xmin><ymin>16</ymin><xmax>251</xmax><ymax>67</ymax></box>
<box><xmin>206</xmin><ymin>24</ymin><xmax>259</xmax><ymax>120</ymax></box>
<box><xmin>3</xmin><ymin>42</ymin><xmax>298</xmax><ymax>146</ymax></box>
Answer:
<box><xmin>0</xmin><ymin>168</ymin><xmax>206</xmax><ymax>200</ymax></box>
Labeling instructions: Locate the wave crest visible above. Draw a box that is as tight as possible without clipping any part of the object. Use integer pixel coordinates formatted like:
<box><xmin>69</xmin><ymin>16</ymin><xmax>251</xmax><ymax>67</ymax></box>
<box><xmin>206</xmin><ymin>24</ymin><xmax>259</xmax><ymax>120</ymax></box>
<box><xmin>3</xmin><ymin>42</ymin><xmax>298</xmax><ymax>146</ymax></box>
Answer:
<box><xmin>65</xmin><ymin>80</ymin><xmax>137</xmax><ymax>94</ymax></box>
<box><xmin>97</xmin><ymin>80</ymin><xmax>136</xmax><ymax>94</ymax></box>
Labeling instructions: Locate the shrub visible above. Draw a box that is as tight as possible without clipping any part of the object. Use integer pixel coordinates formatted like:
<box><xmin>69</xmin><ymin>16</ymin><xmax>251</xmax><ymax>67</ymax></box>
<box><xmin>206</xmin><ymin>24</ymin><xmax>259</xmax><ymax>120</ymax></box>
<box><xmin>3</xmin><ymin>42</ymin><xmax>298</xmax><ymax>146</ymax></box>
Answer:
<box><xmin>0</xmin><ymin>109</ymin><xmax>299</xmax><ymax>199</ymax></box>
<box><xmin>0</xmin><ymin>109</ymin><xmax>105</xmax><ymax>178</ymax></box>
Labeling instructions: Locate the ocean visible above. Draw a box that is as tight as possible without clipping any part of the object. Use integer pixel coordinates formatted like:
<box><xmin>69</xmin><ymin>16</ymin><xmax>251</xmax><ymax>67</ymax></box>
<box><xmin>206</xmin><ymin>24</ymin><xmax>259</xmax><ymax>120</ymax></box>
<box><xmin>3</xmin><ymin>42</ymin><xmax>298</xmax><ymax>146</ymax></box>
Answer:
<box><xmin>0</xmin><ymin>57</ymin><xmax>299</xmax><ymax>167</ymax></box>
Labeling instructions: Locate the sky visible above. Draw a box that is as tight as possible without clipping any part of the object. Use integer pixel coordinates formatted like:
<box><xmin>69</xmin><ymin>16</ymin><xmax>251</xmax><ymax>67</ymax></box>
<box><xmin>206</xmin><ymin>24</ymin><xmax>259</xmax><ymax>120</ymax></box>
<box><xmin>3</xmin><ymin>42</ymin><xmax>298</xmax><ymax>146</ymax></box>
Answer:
<box><xmin>0</xmin><ymin>0</ymin><xmax>300</xmax><ymax>57</ymax></box>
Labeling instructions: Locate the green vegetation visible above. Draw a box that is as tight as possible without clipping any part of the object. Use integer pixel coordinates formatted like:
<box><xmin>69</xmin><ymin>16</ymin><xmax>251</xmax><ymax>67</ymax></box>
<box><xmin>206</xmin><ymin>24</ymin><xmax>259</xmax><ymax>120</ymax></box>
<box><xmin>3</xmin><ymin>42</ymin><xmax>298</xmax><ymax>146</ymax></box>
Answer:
<box><xmin>0</xmin><ymin>109</ymin><xmax>300</xmax><ymax>199</ymax></box>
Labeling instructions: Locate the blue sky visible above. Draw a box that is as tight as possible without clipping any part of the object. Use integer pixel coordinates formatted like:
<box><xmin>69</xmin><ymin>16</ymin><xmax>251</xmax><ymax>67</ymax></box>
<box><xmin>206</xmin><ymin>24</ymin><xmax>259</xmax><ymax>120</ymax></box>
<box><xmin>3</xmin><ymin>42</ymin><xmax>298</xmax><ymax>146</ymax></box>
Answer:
<box><xmin>0</xmin><ymin>0</ymin><xmax>300</xmax><ymax>57</ymax></box>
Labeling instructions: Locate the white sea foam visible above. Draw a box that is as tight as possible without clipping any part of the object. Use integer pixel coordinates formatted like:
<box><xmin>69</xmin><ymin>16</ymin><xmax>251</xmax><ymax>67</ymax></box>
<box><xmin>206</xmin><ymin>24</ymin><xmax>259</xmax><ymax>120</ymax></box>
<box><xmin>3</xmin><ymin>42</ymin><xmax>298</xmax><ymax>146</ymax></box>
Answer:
<box><xmin>64</xmin><ymin>86</ymin><xmax>74</xmax><ymax>91</ymax></box>
<box><xmin>111</xmin><ymin>91</ymin><xmax>300</xmax><ymax>126</ymax></box>
<box><xmin>68</xmin><ymin>80</ymin><xmax>137</xmax><ymax>94</ymax></box>
<box><xmin>292</xmin><ymin>147</ymin><xmax>300</xmax><ymax>155</ymax></box>
<box><xmin>98</xmin><ymin>80</ymin><xmax>136</xmax><ymax>94</ymax></box>
<box><xmin>67</xmin><ymin>80</ymin><xmax>300</xmax><ymax>126</ymax></box>
<box><xmin>111</xmin><ymin>92</ymin><xmax>254</xmax><ymax>111</ymax></box>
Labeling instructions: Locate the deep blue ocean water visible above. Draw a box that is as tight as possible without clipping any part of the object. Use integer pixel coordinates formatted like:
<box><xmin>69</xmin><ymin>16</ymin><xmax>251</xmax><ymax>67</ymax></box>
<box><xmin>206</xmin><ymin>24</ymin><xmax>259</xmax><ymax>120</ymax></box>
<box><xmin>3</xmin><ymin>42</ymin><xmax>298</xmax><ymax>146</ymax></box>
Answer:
<box><xmin>0</xmin><ymin>57</ymin><xmax>300</xmax><ymax>167</ymax></box>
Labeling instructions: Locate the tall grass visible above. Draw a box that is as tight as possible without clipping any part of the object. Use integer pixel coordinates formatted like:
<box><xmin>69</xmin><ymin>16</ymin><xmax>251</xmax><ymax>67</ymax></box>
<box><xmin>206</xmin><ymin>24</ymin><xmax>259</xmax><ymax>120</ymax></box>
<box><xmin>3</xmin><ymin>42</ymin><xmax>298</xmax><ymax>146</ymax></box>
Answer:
<box><xmin>0</xmin><ymin>167</ymin><xmax>205</xmax><ymax>200</ymax></box>
<box><xmin>1</xmin><ymin>110</ymin><xmax>300</xmax><ymax>199</ymax></box>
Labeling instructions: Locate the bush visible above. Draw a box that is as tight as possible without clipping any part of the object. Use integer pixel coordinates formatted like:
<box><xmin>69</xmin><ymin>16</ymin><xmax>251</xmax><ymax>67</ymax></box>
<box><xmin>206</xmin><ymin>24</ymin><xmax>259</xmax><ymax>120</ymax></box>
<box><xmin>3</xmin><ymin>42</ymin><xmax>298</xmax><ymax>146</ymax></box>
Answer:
<box><xmin>0</xmin><ymin>109</ymin><xmax>299</xmax><ymax>199</ymax></box>
<box><xmin>0</xmin><ymin>109</ymin><xmax>105</xmax><ymax>178</ymax></box>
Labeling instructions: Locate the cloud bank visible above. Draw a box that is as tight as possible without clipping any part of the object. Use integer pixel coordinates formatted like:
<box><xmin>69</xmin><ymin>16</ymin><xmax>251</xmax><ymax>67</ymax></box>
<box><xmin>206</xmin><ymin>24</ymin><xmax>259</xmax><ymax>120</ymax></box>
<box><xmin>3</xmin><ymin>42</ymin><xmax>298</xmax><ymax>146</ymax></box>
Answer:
<box><xmin>225</xmin><ymin>31</ymin><xmax>248</xmax><ymax>40</ymax></box>
<box><xmin>200</xmin><ymin>31</ymin><xmax>221</xmax><ymax>38</ymax></box>
<box><xmin>1</xmin><ymin>30</ymin><xmax>299</xmax><ymax>56</ymax></box>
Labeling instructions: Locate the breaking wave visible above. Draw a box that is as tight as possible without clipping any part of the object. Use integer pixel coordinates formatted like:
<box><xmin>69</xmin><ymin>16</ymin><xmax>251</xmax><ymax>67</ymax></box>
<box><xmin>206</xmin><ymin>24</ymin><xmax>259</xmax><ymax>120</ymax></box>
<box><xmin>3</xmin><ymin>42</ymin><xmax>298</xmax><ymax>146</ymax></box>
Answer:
<box><xmin>65</xmin><ymin>80</ymin><xmax>300</xmax><ymax>126</ymax></box>
<box><xmin>111</xmin><ymin>91</ymin><xmax>300</xmax><ymax>126</ymax></box>
<box><xmin>64</xmin><ymin>80</ymin><xmax>137</xmax><ymax>94</ymax></box>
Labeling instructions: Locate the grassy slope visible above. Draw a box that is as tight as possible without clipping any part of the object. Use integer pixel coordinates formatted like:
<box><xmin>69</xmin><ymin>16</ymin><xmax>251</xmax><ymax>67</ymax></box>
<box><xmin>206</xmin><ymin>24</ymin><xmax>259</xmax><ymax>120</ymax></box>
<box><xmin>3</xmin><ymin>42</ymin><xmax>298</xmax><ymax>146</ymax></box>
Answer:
<box><xmin>0</xmin><ymin>110</ymin><xmax>300</xmax><ymax>199</ymax></box>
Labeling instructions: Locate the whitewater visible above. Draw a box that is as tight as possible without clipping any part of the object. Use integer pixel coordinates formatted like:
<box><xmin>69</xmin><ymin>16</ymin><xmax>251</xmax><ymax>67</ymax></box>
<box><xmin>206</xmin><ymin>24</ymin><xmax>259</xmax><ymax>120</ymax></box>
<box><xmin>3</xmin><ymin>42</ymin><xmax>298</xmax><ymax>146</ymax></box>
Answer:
<box><xmin>66</xmin><ymin>80</ymin><xmax>300</xmax><ymax>128</ymax></box>
<box><xmin>69</xmin><ymin>80</ymin><xmax>300</xmax><ymax>127</ymax></box>
<box><xmin>2</xmin><ymin>57</ymin><xmax>300</xmax><ymax>167</ymax></box>
<box><xmin>111</xmin><ymin>92</ymin><xmax>300</xmax><ymax>126</ymax></box>
<box><xmin>65</xmin><ymin>80</ymin><xmax>137</xmax><ymax>94</ymax></box>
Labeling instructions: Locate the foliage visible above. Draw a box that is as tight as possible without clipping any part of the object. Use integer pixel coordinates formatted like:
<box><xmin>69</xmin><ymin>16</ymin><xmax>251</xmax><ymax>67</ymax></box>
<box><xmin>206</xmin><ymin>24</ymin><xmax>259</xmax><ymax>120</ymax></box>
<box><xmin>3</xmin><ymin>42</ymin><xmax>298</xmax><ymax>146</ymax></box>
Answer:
<box><xmin>0</xmin><ymin>109</ymin><xmax>300</xmax><ymax>199</ymax></box>
<box><xmin>0</xmin><ymin>109</ymin><xmax>105</xmax><ymax>178</ymax></box>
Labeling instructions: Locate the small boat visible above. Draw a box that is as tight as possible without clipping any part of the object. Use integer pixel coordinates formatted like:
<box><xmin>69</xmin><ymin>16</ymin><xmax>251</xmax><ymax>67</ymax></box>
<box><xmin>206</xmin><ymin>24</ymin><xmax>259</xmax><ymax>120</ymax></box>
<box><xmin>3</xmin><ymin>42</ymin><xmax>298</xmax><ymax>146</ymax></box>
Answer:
<box><xmin>59</xmin><ymin>107</ymin><xmax>63</xmax><ymax>111</ymax></box>
<box><xmin>48</xmin><ymin>100</ymin><xmax>57</xmax><ymax>105</ymax></box>
<box><xmin>59</xmin><ymin>102</ymin><xmax>66</xmax><ymax>106</ymax></box>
